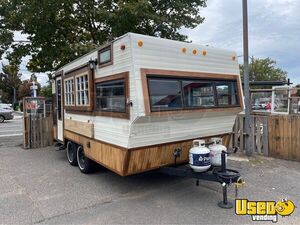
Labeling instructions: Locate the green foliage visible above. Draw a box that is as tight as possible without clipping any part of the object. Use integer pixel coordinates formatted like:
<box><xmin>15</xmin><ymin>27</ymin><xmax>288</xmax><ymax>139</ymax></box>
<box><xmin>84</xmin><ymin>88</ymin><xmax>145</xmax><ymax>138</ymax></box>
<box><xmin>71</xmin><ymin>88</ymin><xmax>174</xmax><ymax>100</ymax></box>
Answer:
<box><xmin>240</xmin><ymin>57</ymin><xmax>287</xmax><ymax>82</ymax></box>
<box><xmin>0</xmin><ymin>0</ymin><xmax>207</xmax><ymax>73</ymax></box>
<box><xmin>13</xmin><ymin>102</ymin><xmax>19</xmax><ymax>110</ymax></box>
<box><xmin>18</xmin><ymin>79</ymin><xmax>41</xmax><ymax>99</ymax></box>
<box><xmin>0</xmin><ymin>60</ymin><xmax>22</xmax><ymax>103</ymax></box>
<box><xmin>40</xmin><ymin>83</ymin><xmax>52</xmax><ymax>98</ymax></box>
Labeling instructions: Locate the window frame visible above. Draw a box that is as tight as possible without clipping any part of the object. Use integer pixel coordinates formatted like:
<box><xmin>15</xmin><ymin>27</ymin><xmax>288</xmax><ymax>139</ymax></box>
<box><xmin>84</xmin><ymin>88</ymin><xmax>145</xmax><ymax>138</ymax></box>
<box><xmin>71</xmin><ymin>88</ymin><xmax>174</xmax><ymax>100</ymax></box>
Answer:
<box><xmin>141</xmin><ymin>68</ymin><xmax>243</xmax><ymax>115</ymax></box>
<box><xmin>64</xmin><ymin>77</ymin><xmax>75</xmax><ymax>106</ymax></box>
<box><xmin>94</xmin><ymin>72</ymin><xmax>129</xmax><ymax>119</ymax></box>
<box><xmin>215</xmin><ymin>81</ymin><xmax>239</xmax><ymax>107</ymax></box>
<box><xmin>63</xmin><ymin>64</ymin><xmax>94</xmax><ymax>112</ymax></box>
<box><xmin>75</xmin><ymin>73</ymin><xmax>90</xmax><ymax>106</ymax></box>
<box><xmin>98</xmin><ymin>44</ymin><xmax>113</xmax><ymax>68</ymax></box>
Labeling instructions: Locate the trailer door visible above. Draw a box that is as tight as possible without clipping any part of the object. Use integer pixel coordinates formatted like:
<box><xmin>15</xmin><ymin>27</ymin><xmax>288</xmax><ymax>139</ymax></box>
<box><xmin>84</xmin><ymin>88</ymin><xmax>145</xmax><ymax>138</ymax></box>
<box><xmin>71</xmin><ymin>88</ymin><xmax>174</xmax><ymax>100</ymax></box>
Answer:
<box><xmin>56</xmin><ymin>76</ymin><xmax>64</xmax><ymax>142</ymax></box>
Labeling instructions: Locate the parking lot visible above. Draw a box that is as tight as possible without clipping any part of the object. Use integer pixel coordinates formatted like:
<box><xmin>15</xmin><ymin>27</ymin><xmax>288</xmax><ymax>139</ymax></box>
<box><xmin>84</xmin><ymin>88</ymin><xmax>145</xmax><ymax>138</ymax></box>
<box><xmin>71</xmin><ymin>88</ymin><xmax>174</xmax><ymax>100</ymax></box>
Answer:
<box><xmin>0</xmin><ymin>119</ymin><xmax>300</xmax><ymax>224</ymax></box>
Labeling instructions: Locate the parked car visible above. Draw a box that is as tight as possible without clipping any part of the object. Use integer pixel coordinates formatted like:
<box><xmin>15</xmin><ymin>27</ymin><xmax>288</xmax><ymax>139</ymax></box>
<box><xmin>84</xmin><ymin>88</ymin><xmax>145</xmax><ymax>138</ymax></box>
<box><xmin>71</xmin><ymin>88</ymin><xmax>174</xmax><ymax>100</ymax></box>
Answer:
<box><xmin>0</xmin><ymin>103</ymin><xmax>13</xmax><ymax>110</ymax></box>
<box><xmin>0</xmin><ymin>107</ymin><xmax>14</xmax><ymax>123</ymax></box>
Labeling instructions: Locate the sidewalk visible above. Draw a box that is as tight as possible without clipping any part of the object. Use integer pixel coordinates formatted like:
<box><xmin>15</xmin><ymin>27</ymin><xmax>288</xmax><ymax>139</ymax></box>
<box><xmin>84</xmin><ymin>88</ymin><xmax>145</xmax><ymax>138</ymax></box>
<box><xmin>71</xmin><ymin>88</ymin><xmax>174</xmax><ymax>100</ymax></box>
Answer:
<box><xmin>13</xmin><ymin>111</ymin><xmax>23</xmax><ymax>119</ymax></box>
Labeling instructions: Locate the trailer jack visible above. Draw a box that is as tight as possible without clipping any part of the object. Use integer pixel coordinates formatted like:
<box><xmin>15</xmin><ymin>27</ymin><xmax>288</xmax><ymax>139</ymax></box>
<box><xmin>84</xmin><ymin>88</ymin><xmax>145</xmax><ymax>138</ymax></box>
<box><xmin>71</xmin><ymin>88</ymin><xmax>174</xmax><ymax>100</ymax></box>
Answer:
<box><xmin>158</xmin><ymin>150</ymin><xmax>244</xmax><ymax>209</ymax></box>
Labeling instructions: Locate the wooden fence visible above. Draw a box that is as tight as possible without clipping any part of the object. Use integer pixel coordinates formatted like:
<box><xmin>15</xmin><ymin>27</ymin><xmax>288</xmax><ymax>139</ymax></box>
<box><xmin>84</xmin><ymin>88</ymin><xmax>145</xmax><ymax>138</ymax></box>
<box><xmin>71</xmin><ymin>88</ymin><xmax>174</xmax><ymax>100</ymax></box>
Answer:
<box><xmin>232</xmin><ymin>114</ymin><xmax>300</xmax><ymax>162</ymax></box>
<box><xmin>23</xmin><ymin>113</ymin><xmax>53</xmax><ymax>149</ymax></box>
<box><xmin>268</xmin><ymin>115</ymin><xmax>300</xmax><ymax>161</ymax></box>
<box><xmin>232</xmin><ymin>114</ymin><xmax>269</xmax><ymax>156</ymax></box>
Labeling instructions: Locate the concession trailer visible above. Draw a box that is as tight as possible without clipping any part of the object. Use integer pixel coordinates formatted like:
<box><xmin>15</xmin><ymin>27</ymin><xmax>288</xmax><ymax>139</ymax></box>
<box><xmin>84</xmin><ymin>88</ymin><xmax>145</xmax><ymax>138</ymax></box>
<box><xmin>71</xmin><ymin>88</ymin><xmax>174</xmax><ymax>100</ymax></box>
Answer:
<box><xmin>52</xmin><ymin>33</ymin><xmax>244</xmax><ymax>176</ymax></box>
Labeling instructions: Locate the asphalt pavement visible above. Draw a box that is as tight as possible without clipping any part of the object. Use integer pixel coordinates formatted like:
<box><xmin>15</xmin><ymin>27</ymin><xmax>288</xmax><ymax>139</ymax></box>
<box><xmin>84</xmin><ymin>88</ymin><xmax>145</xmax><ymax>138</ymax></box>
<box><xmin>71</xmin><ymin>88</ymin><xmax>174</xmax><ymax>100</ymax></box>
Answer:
<box><xmin>0</xmin><ymin>112</ymin><xmax>23</xmax><ymax>138</ymax></box>
<box><xmin>0</xmin><ymin>118</ymin><xmax>300</xmax><ymax>224</ymax></box>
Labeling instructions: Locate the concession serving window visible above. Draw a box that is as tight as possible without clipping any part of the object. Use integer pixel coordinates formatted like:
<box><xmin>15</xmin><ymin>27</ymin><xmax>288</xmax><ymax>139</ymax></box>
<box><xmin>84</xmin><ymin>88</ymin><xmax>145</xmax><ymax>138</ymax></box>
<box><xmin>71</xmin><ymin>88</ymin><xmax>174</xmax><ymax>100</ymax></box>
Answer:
<box><xmin>94</xmin><ymin>72</ymin><xmax>129</xmax><ymax>119</ymax></box>
<box><xmin>147</xmin><ymin>76</ymin><xmax>240</xmax><ymax>112</ymax></box>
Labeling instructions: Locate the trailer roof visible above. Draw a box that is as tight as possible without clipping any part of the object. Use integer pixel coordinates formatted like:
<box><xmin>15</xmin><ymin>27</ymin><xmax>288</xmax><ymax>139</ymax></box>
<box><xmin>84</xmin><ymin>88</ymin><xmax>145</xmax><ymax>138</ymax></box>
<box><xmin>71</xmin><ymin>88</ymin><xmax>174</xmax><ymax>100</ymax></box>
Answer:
<box><xmin>54</xmin><ymin>32</ymin><xmax>236</xmax><ymax>77</ymax></box>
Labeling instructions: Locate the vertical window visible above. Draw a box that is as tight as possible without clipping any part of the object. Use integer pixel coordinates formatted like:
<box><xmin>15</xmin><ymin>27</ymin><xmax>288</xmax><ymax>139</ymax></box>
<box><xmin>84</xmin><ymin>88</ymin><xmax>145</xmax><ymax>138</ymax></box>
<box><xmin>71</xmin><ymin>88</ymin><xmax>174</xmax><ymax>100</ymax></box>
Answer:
<box><xmin>215</xmin><ymin>81</ymin><xmax>238</xmax><ymax>106</ymax></box>
<box><xmin>96</xmin><ymin>79</ymin><xmax>126</xmax><ymax>112</ymax></box>
<box><xmin>64</xmin><ymin>79</ymin><xmax>74</xmax><ymax>105</ymax></box>
<box><xmin>76</xmin><ymin>74</ymin><xmax>89</xmax><ymax>105</ymax></box>
<box><xmin>98</xmin><ymin>45</ymin><xmax>112</xmax><ymax>67</ymax></box>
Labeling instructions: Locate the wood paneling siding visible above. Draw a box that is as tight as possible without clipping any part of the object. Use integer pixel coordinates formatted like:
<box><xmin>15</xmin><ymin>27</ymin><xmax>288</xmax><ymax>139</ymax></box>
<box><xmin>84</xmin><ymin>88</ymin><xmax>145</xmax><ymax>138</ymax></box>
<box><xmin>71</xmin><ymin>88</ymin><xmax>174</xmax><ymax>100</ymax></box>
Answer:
<box><xmin>64</xmin><ymin>130</ymin><xmax>231</xmax><ymax>176</ymax></box>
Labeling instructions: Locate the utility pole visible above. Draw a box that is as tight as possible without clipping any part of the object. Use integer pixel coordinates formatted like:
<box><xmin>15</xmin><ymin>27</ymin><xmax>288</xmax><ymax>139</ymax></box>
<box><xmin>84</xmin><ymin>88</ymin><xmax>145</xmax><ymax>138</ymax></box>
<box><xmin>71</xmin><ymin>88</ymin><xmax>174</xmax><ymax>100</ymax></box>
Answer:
<box><xmin>251</xmin><ymin>56</ymin><xmax>255</xmax><ymax>81</ymax></box>
<box><xmin>243</xmin><ymin>0</ymin><xmax>252</xmax><ymax>156</ymax></box>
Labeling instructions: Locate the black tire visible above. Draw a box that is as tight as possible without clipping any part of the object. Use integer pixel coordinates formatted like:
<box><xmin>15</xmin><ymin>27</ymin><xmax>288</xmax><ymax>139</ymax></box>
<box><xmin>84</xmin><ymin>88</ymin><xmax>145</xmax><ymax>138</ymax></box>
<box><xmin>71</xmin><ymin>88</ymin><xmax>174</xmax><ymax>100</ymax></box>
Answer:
<box><xmin>0</xmin><ymin>115</ymin><xmax>5</xmax><ymax>123</ymax></box>
<box><xmin>77</xmin><ymin>145</ymin><xmax>92</xmax><ymax>174</ymax></box>
<box><xmin>66</xmin><ymin>141</ymin><xmax>78</xmax><ymax>166</ymax></box>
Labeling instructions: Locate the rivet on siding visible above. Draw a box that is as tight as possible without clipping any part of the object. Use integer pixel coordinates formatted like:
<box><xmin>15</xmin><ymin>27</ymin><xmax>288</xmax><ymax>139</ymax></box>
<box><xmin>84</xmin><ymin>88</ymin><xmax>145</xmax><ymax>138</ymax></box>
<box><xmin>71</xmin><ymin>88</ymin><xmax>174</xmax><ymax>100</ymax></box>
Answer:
<box><xmin>120</xmin><ymin>44</ymin><xmax>126</xmax><ymax>50</ymax></box>
<box><xmin>138</xmin><ymin>40</ymin><xmax>143</xmax><ymax>47</ymax></box>
<box><xmin>193</xmin><ymin>49</ymin><xmax>198</xmax><ymax>55</ymax></box>
<box><xmin>202</xmin><ymin>50</ymin><xmax>207</xmax><ymax>56</ymax></box>
<box><xmin>182</xmin><ymin>47</ymin><xmax>187</xmax><ymax>53</ymax></box>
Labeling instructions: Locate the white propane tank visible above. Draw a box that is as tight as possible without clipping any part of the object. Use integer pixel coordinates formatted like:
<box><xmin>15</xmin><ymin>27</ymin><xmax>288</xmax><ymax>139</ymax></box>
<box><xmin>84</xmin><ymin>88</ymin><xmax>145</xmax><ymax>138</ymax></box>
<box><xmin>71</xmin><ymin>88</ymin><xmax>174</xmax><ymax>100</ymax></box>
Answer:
<box><xmin>189</xmin><ymin>140</ymin><xmax>211</xmax><ymax>172</ymax></box>
<box><xmin>209</xmin><ymin>138</ymin><xmax>227</xmax><ymax>166</ymax></box>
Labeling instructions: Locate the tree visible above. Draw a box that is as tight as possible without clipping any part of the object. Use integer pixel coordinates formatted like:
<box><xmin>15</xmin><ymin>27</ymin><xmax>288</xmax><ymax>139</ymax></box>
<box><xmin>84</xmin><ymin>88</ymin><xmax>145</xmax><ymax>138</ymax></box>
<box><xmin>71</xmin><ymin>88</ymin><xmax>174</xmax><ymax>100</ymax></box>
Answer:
<box><xmin>40</xmin><ymin>83</ymin><xmax>52</xmax><ymax>98</ymax></box>
<box><xmin>18</xmin><ymin>79</ymin><xmax>41</xmax><ymax>99</ymax></box>
<box><xmin>240</xmin><ymin>57</ymin><xmax>287</xmax><ymax>82</ymax></box>
<box><xmin>0</xmin><ymin>61</ymin><xmax>22</xmax><ymax>103</ymax></box>
<box><xmin>0</xmin><ymin>0</ymin><xmax>207</xmax><ymax>73</ymax></box>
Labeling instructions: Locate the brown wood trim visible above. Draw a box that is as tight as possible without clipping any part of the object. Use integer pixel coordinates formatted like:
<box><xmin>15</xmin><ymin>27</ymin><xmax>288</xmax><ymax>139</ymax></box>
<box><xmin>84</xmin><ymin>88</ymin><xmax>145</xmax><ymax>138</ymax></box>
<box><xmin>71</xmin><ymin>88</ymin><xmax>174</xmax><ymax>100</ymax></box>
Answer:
<box><xmin>89</xmin><ymin>155</ymin><xmax>125</xmax><ymax>176</ymax></box>
<box><xmin>94</xmin><ymin>72</ymin><xmax>127</xmax><ymax>83</ymax></box>
<box><xmin>122</xmin><ymin>149</ymin><xmax>132</xmax><ymax>175</ymax></box>
<box><xmin>129</xmin><ymin>133</ymin><xmax>232</xmax><ymax>151</ymax></box>
<box><xmin>63</xmin><ymin>65</ymin><xmax>94</xmax><ymax>112</ymax></box>
<box><xmin>54</xmin><ymin>70</ymin><xmax>63</xmax><ymax>77</ymax></box>
<box><xmin>64</xmin><ymin>63</ymin><xmax>89</xmax><ymax>77</ymax></box>
<box><xmin>94</xmin><ymin>72</ymin><xmax>130</xmax><ymax>119</ymax></box>
<box><xmin>97</xmin><ymin>44</ymin><xmax>113</xmax><ymax>68</ymax></box>
<box><xmin>66</xmin><ymin>109</ymin><xmax>129</xmax><ymax>119</ymax></box>
<box><xmin>64</xmin><ymin>129</ymin><xmax>128</xmax><ymax>151</ymax></box>
<box><xmin>64</xmin><ymin>129</ymin><xmax>231</xmax><ymax>152</ymax></box>
<box><xmin>64</xmin><ymin>130</ymin><xmax>126</xmax><ymax>176</ymax></box>
<box><xmin>65</xmin><ymin>109</ymin><xmax>94</xmax><ymax>115</ymax></box>
<box><xmin>141</xmin><ymin>68</ymin><xmax>244</xmax><ymax>116</ymax></box>
<box><xmin>93</xmin><ymin>111</ymin><xmax>129</xmax><ymax>119</ymax></box>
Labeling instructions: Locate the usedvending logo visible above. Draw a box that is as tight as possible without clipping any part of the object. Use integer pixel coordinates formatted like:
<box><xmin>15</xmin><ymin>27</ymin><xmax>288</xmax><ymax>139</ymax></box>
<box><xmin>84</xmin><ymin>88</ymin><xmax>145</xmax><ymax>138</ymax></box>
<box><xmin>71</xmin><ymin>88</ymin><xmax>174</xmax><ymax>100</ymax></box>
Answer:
<box><xmin>235</xmin><ymin>198</ymin><xmax>295</xmax><ymax>223</ymax></box>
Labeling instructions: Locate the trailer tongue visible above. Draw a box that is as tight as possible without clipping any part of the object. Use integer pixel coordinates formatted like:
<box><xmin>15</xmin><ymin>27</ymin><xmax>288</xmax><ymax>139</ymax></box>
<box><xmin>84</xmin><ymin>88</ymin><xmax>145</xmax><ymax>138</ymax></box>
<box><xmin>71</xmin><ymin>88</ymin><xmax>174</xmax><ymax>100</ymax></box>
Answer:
<box><xmin>158</xmin><ymin>148</ymin><xmax>244</xmax><ymax>209</ymax></box>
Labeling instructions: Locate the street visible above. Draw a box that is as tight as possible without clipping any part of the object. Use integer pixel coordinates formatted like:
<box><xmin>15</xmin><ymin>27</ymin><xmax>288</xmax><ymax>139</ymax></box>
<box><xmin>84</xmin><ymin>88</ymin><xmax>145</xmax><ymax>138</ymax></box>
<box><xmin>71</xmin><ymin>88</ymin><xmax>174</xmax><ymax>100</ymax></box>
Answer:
<box><xmin>0</xmin><ymin>113</ymin><xmax>23</xmax><ymax>138</ymax></box>
<box><xmin>0</xmin><ymin>120</ymin><xmax>300</xmax><ymax>225</ymax></box>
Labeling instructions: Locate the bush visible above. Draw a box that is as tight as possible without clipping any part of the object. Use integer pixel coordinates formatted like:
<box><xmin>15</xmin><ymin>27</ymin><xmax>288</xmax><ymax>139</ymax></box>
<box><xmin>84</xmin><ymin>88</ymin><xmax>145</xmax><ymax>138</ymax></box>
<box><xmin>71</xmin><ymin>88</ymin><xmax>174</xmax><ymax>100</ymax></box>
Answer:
<box><xmin>20</xmin><ymin>102</ymin><xmax>23</xmax><ymax>112</ymax></box>
<box><xmin>13</xmin><ymin>103</ymin><xmax>19</xmax><ymax>111</ymax></box>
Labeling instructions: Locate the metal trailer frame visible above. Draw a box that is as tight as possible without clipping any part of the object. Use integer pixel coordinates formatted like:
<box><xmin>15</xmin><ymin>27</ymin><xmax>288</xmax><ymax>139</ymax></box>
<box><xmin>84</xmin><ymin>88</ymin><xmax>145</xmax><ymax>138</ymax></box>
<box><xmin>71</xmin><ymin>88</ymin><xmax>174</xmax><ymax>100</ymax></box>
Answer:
<box><xmin>158</xmin><ymin>149</ymin><xmax>244</xmax><ymax>209</ymax></box>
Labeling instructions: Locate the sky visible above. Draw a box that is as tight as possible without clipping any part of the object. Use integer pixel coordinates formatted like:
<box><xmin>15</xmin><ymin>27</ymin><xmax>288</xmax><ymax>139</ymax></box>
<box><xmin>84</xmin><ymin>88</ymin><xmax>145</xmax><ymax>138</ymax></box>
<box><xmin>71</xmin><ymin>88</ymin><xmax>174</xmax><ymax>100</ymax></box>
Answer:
<box><xmin>1</xmin><ymin>0</ymin><xmax>299</xmax><ymax>86</ymax></box>
<box><xmin>182</xmin><ymin>0</ymin><xmax>300</xmax><ymax>84</ymax></box>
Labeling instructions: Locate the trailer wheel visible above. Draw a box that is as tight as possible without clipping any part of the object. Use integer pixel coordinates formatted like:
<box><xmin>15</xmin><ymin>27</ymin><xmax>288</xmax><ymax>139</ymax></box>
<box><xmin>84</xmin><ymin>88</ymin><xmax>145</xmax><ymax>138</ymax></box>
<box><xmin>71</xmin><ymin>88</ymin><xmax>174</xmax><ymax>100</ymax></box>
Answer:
<box><xmin>66</xmin><ymin>141</ymin><xmax>78</xmax><ymax>166</ymax></box>
<box><xmin>77</xmin><ymin>145</ymin><xmax>92</xmax><ymax>174</ymax></box>
<box><xmin>0</xmin><ymin>115</ymin><xmax>5</xmax><ymax>123</ymax></box>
